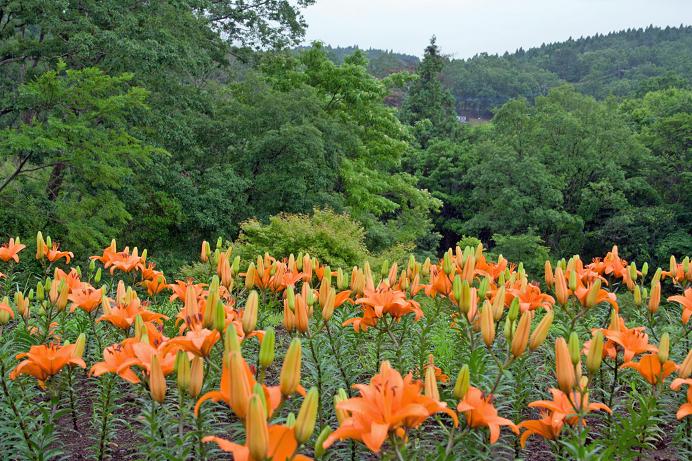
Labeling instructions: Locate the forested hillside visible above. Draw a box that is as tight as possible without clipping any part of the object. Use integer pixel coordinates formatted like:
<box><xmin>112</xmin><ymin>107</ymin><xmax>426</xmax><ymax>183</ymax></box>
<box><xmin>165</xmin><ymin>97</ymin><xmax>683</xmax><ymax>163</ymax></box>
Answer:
<box><xmin>0</xmin><ymin>3</ymin><xmax>689</xmax><ymax>270</ymax></box>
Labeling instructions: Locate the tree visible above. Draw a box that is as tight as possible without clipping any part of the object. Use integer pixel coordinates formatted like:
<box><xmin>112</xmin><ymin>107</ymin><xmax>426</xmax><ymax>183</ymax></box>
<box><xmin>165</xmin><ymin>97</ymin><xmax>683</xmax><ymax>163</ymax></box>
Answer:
<box><xmin>0</xmin><ymin>64</ymin><xmax>161</xmax><ymax>251</ymax></box>
<box><xmin>400</xmin><ymin>37</ymin><xmax>460</xmax><ymax>145</ymax></box>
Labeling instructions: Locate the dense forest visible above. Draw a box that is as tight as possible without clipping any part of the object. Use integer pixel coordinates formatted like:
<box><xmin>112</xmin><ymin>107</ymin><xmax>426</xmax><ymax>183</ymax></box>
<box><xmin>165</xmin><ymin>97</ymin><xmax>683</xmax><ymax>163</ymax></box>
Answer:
<box><xmin>0</xmin><ymin>3</ymin><xmax>690</xmax><ymax>272</ymax></box>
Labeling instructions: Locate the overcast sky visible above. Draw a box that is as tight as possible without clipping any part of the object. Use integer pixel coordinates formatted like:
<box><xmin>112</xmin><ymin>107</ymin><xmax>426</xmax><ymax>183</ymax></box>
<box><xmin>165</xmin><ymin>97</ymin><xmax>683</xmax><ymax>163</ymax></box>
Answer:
<box><xmin>302</xmin><ymin>0</ymin><xmax>691</xmax><ymax>59</ymax></box>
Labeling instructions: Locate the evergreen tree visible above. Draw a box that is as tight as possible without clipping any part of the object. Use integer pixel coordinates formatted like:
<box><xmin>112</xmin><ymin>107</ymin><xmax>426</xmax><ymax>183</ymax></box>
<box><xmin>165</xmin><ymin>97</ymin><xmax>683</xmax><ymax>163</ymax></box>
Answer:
<box><xmin>400</xmin><ymin>37</ymin><xmax>459</xmax><ymax>146</ymax></box>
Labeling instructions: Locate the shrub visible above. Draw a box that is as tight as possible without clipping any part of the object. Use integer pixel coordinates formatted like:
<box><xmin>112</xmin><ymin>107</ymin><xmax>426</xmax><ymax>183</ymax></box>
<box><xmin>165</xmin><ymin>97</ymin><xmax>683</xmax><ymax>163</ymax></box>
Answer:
<box><xmin>232</xmin><ymin>208</ymin><xmax>369</xmax><ymax>268</ymax></box>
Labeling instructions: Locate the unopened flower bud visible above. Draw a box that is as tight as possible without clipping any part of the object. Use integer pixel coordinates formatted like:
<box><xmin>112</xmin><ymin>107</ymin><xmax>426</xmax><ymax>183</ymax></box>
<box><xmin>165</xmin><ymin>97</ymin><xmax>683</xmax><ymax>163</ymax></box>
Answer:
<box><xmin>658</xmin><ymin>333</ymin><xmax>670</xmax><ymax>364</ymax></box>
<box><xmin>586</xmin><ymin>331</ymin><xmax>604</xmax><ymax>375</ymax></box>
<box><xmin>259</xmin><ymin>327</ymin><xmax>275</xmax><ymax>369</ymax></box>
<box><xmin>295</xmin><ymin>387</ymin><xmax>319</xmax><ymax>443</ymax></box>
<box><xmin>453</xmin><ymin>364</ymin><xmax>470</xmax><ymax>400</ymax></box>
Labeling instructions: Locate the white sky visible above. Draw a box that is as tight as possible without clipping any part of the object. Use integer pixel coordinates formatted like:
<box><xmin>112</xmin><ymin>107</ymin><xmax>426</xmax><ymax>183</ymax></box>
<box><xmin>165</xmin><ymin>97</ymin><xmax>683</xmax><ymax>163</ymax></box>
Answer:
<box><xmin>302</xmin><ymin>0</ymin><xmax>692</xmax><ymax>58</ymax></box>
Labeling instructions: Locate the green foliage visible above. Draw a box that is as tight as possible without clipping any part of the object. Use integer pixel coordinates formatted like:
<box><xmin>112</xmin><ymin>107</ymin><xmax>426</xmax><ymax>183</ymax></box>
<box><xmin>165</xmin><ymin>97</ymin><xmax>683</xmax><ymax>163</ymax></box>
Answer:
<box><xmin>490</xmin><ymin>233</ymin><xmax>550</xmax><ymax>278</ymax></box>
<box><xmin>233</xmin><ymin>209</ymin><xmax>370</xmax><ymax>268</ymax></box>
<box><xmin>0</xmin><ymin>64</ymin><xmax>162</xmax><ymax>253</ymax></box>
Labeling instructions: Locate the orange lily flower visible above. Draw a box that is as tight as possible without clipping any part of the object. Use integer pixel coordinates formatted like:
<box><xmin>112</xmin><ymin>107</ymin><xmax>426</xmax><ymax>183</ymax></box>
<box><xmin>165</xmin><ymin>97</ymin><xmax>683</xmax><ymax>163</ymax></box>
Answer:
<box><xmin>621</xmin><ymin>353</ymin><xmax>676</xmax><ymax>385</ymax></box>
<box><xmin>10</xmin><ymin>343</ymin><xmax>86</xmax><ymax>388</ymax></box>
<box><xmin>344</xmin><ymin>286</ymin><xmax>423</xmax><ymax>332</ymax></box>
<box><xmin>69</xmin><ymin>284</ymin><xmax>103</xmax><ymax>313</ymax></box>
<box><xmin>163</xmin><ymin>326</ymin><xmax>220</xmax><ymax>358</ymax></box>
<box><xmin>323</xmin><ymin>361</ymin><xmax>457</xmax><ymax>453</ymax></box>
<box><xmin>518</xmin><ymin>412</ymin><xmax>563</xmax><ymax>447</ymax></box>
<box><xmin>90</xmin><ymin>338</ymin><xmax>142</xmax><ymax>383</ymax></box>
<box><xmin>54</xmin><ymin>268</ymin><xmax>83</xmax><ymax>292</ymax></box>
<box><xmin>573</xmin><ymin>279</ymin><xmax>618</xmax><ymax>311</ymax></box>
<box><xmin>457</xmin><ymin>386</ymin><xmax>518</xmax><ymax>444</ymax></box>
<box><xmin>97</xmin><ymin>297</ymin><xmax>167</xmax><ymax>330</ymax></box>
<box><xmin>507</xmin><ymin>283</ymin><xmax>555</xmax><ymax>312</ymax></box>
<box><xmin>528</xmin><ymin>388</ymin><xmax>611</xmax><ymax>427</ymax></box>
<box><xmin>143</xmin><ymin>274</ymin><xmax>167</xmax><ymax>296</ymax></box>
<box><xmin>43</xmin><ymin>243</ymin><xmax>74</xmax><ymax>264</ymax></box>
<box><xmin>668</xmin><ymin>288</ymin><xmax>692</xmax><ymax>324</ymax></box>
<box><xmin>602</xmin><ymin>319</ymin><xmax>657</xmax><ymax>362</ymax></box>
<box><xmin>195</xmin><ymin>351</ymin><xmax>284</xmax><ymax>419</ymax></box>
<box><xmin>0</xmin><ymin>238</ymin><xmax>25</xmax><ymax>263</ymax></box>
<box><xmin>204</xmin><ymin>426</ymin><xmax>311</xmax><ymax>461</ymax></box>
<box><xmin>475</xmin><ymin>254</ymin><xmax>509</xmax><ymax>281</ymax></box>
<box><xmin>425</xmin><ymin>266</ymin><xmax>453</xmax><ymax>298</ymax></box>
<box><xmin>129</xmin><ymin>340</ymin><xmax>176</xmax><ymax>376</ymax></box>
<box><xmin>671</xmin><ymin>378</ymin><xmax>692</xmax><ymax>419</ymax></box>
<box><xmin>587</xmin><ymin>246</ymin><xmax>628</xmax><ymax>279</ymax></box>
<box><xmin>108</xmin><ymin>248</ymin><xmax>145</xmax><ymax>274</ymax></box>
<box><xmin>168</xmin><ymin>279</ymin><xmax>207</xmax><ymax>303</ymax></box>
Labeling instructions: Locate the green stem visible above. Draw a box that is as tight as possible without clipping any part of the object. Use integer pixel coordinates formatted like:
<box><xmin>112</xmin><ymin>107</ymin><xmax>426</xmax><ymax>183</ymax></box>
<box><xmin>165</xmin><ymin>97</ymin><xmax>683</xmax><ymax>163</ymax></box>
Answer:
<box><xmin>0</xmin><ymin>362</ymin><xmax>38</xmax><ymax>460</ymax></box>
<box><xmin>307</xmin><ymin>331</ymin><xmax>324</xmax><ymax>427</ymax></box>
<box><xmin>325</xmin><ymin>322</ymin><xmax>352</xmax><ymax>395</ymax></box>
<box><xmin>97</xmin><ymin>376</ymin><xmax>114</xmax><ymax>461</ymax></box>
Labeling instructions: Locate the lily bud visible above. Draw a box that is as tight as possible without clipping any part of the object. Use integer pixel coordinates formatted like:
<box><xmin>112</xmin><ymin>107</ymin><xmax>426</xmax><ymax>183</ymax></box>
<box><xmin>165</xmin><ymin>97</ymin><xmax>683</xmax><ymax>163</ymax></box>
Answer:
<box><xmin>224</xmin><ymin>325</ymin><xmax>241</xmax><ymax>354</ymax></box>
<box><xmin>0</xmin><ymin>298</ymin><xmax>11</xmax><ymax>325</ymax></box>
<box><xmin>334</xmin><ymin>389</ymin><xmax>350</xmax><ymax>425</ymax></box>
<box><xmin>56</xmin><ymin>281</ymin><xmax>69</xmax><ymax>311</ymax></box>
<box><xmin>648</xmin><ymin>281</ymin><xmax>661</xmax><ymax>313</ymax></box>
<box><xmin>452</xmin><ymin>275</ymin><xmax>462</xmax><ymax>305</ymax></box>
<box><xmin>492</xmin><ymin>286</ymin><xmax>505</xmax><ymax>321</ymax></box>
<box><xmin>478</xmin><ymin>277</ymin><xmax>489</xmax><ymax>299</ymax></box>
<box><xmin>242</xmin><ymin>291</ymin><xmax>259</xmax><ymax>335</ymax></box>
<box><xmin>245</xmin><ymin>263</ymin><xmax>256</xmax><ymax>289</ymax></box>
<box><xmin>641</xmin><ymin>262</ymin><xmax>649</xmax><ymax>278</ymax></box>
<box><xmin>322</xmin><ymin>288</ymin><xmax>336</xmax><ymax>321</ymax></box>
<box><xmin>246</xmin><ymin>394</ymin><xmax>269</xmax><ymax>461</ymax></box>
<box><xmin>443</xmin><ymin>251</ymin><xmax>454</xmax><ymax>275</ymax></box>
<box><xmin>280</xmin><ymin>338</ymin><xmax>302</xmax><ymax>396</ymax></box>
<box><xmin>295</xmin><ymin>297</ymin><xmax>309</xmax><ymax>333</ymax></box>
<box><xmin>94</xmin><ymin>268</ymin><xmax>102</xmax><ymax>283</ymax></box>
<box><xmin>658</xmin><ymin>333</ymin><xmax>670</xmax><ymax>364</ymax></box>
<box><xmin>555</xmin><ymin>338</ymin><xmax>575</xmax><ymax>393</ymax></box>
<box><xmin>586</xmin><ymin>331</ymin><xmax>604</xmax><ymax>375</ymax></box>
<box><xmin>36</xmin><ymin>231</ymin><xmax>46</xmax><ymax>260</ymax></box>
<box><xmin>544</xmin><ymin>261</ymin><xmax>554</xmax><ymax>287</ymax></box>
<box><xmin>511</xmin><ymin>311</ymin><xmax>531</xmax><ymax>358</ymax></box>
<box><xmin>629</xmin><ymin>262</ymin><xmax>638</xmax><ymax>282</ymax></box>
<box><xmin>149</xmin><ymin>354</ymin><xmax>167</xmax><ymax>403</ymax></box>
<box><xmin>175</xmin><ymin>351</ymin><xmax>191</xmax><ymax>392</ymax></box>
<box><xmin>568</xmin><ymin>270</ymin><xmax>577</xmax><ymax>292</ymax></box>
<box><xmin>585</xmin><ymin>279</ymin><xmax>601</xmax><ymax>308</ymax></box>
<box><xmin>633</xmin><ymin>285</ymin><xmax>642</xmax><ymax>306</ymax></box>
<box><xmin>73</xmin><ymin>333</ymin><xmax>86</xmax><ymax>359</ymax></box>
<box><xmin>259</xmin><ymin>327</ymin><xmax>275</xmax><ymax>369</ymax></box>
<box><xmin>652</xmin><ymin>267</ymin><xmax>662</xmax><ymax>285</ymax></box>
<box><xmin>229</xmin><ymin>351</ymin><xmax>251</xmax><ymax>419</ymax></box>
<box><xmin>459</xmin><ymin>280</ymin><xmax>471</xmax><ymax>314</ymax></box>
<box><xmin>503</xmin><ymin>317</ymin><xmax>513</xmax><ymax>341</ymax></box>
<box><xmin>200</xmin><ymin>240</ymin><xmax>210</xmax><ymax>263</ymax></box>
<box><xmin>670</xmin><ymin>256</ymin><xmax>677</xmax><ymax>276</ymax></box>
<box><xmin>554</xmin><ymin>266</ymin><xmax>568</xmax><ymax>305</ymax></box>
<box><xmin>508</xmin><ymin>297</ymin><xmax>520</xmax><ymax>322</ymax></box>
<box><xmin>453</xmin><ymin>364</ymin><xmax>470</xmax><ymax>400</ymax></box>
<box><xmin>568</xmin><ymin>332</ymin><xmax>581</xmax><ymax>366</ymax></box>
<box><xmin>286</xmin><ymin>287</ymin><xmax>296</xmax><ymax>311</ymax></box>
<box><xmin>295</xmin><ymin>387</ymin><xmax>319</xmax><ymax>443</ymax></box>
<box><xmin>424</xmin><ymin>358</ymin><xmax>440</xmax><ymax>401</ymax></box>
<box><xmin>14</xmin><ymin>292</ymin><xmax>29</xmax><ymax>318</ymax></box>
<box><xmin>213</xmin><ymin>300</ymin><xmax>226</xmax><ymax>333</ymax></box>
<box><xmin>678</xmin><ymin>348</ymin><xmax>692</xmax><ymax>379</ymax></box>
<box><xmin>189</xmin><ymin>357</ymin><xmax>203</xmax><ymax>397</ymax></box>
<box><xmin>480</xmin><ymin>301</ymin><xmax>495</xmax><ymax>347</ymax></box>
<box><xmin>36</xmin><ymin>281</ymin><xmax>45</xmax><ymax>301</ymax></box>
<box><xmin>314</xmin><ymin>426</ymin><xmax>332</xmax><ymax>458</ymax></box>
<box><xmin>529</xmin><ymin>310</ymin><xmax>554</xmax><ymax>351</ymax></box>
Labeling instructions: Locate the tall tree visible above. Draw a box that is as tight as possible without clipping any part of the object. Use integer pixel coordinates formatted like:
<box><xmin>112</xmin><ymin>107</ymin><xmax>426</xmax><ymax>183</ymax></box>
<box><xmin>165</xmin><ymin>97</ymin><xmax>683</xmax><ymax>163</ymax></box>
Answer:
<box><xmin>400</xmin><ymin>37</ymin><xmax>460</xmax><ymax>146</ymax></box>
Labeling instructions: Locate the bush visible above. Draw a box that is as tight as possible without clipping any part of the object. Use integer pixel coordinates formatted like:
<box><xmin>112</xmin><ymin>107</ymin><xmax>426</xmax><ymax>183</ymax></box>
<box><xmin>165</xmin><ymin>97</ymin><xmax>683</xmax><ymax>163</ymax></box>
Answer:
<box><xmin>490</xmin><ymin>233</ymin><xmax>550</xmax><ymax>279</ymax></box>
<box><xmin>232</xmin><ymin>208</ymin><xmax>369</xmax><ymax>268</ymax></box>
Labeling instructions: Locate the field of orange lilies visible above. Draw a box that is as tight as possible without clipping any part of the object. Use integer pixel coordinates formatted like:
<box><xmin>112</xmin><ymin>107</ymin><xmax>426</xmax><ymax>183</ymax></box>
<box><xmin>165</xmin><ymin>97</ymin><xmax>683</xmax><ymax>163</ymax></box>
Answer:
<box><xmin>0</xmin><ymin>234</ymin><xmax>691</xmax><ymax>460</ymax></box>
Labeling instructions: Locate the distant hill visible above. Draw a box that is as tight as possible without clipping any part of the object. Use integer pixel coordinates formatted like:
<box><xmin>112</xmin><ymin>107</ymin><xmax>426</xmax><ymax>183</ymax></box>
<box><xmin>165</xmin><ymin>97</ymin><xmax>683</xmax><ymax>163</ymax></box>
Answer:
<box><xmin>443</xmin><ymin>24</ymin><xmax>692</xmax><ymax>117</ymax></box>
<box><xmin>304</xmin><ymin>25</ymin><xmax>692</xmax><ymax>117</ymax></box>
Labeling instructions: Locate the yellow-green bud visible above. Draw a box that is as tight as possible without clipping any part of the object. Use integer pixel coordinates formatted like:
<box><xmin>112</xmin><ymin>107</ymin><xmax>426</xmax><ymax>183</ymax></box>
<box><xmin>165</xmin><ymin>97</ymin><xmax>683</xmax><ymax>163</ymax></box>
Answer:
<box><xmin>259</xmin><ymin>327</ymin><xmax>275</xmax><ymax>369</ymax></box>
<box><xmin>224</xmin><ymin>325</ymin><xmax>241</xmax><ymax>354</ymax></box>
<box><xmin>285</xmin><ymin>412</ymin><xmax>296</xmax><ymax>428</ymax></box>
<box><xmin>629</xmin><ymin>262</ymin><xmax>637</xmax><ymax>282</ymax></box>
<box><xmin>452</xmin><ymin>275</ymin><xmax>462</xmax><ymax>304</ymax></box>
<box><xmin>94</xmin><ymin>268</ymin><xmax>102</xmax><ymax>284</ymax></box>
<box><xmin>295</xmin><ymin>387</ymin><xmax>319</xmax><ymax>443</ymax></box>
<box><xmin>633</xmin><ymin>285</ymin><xmax>642</xmax><ymax>305</ymax></box>
<box><xmin>568</xmin><ymin>270</ymin><xmax>577</xmax><ymax>292</ymax></box>
<box><xmin>453</xmin><ymin>365</ymin><xmax>470</xmax><ymax>400</ymax></box>
<box><xmin>568</xmin><ymin>332</ymin><xmax>581</xmax><ymax>366</ymax></box>
<box><xmin>508</xmin><ymin>297</ymin><xmax>520</xmax><ymax>322</ymax></box>
<box><xmin>641</xmin><ymin>262</ymin><xmax>649</xmax><ymax>277</ymax></box>
<box><xmin>586</xmin><ymin>331</ymin><xmax>604</xmax><ymax>375</ymax></box>
<box><xmin>658</xmin><ymin>333</ymin><xmax>670</xmax><ymax>363</ymax></box>
<box><xmin>314</xmin><ymin>426</ymin><xmax>332</xmax><ymax>458</ymax></box>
